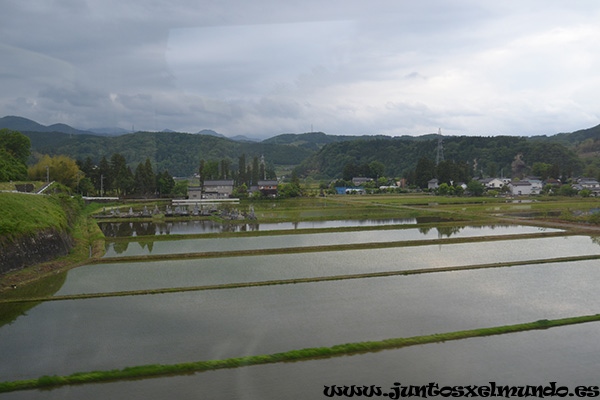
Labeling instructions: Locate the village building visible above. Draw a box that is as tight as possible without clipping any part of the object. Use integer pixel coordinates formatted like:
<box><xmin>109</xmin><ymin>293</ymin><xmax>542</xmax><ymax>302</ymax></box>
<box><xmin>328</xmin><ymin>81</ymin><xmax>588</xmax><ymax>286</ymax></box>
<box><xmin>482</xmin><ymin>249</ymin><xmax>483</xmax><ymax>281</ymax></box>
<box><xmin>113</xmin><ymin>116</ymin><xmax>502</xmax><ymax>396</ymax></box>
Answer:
<box><xmin>257</xmin><ymin>180</ymin><xmax>278</xmax><ymax>197</ymax></box>
<box><xmin>427</xmin><ymin>178</ymin><xmax>439</xmax><ymax>190</ymax></box>
<box><xmin>509</xmin><ymin>180</ymin><xmax>541</xmax><ymax>196</ymax></box>
<box><xmin>352</xmin><ymin>177</ymin><xmax>372</xmax><ymax>186</ymax></box>
<box><xmin>576</xmin><ymin>177</ymin><xmax>600</xmax><ymax>196</ymax></box>
<box><xmin>249</xmin><ymin>180</ymin><xmax>279</xmax><ymax>197</ymax></box>
<box><xmin>202</xmin><ymin>180</ymin><xmax>234</xmax><ymax>199</ymax></box>
<box><xmin>578</xmin><ymin>178</ymin><xmax>600</xmax><ymax>189</ymax></box>
<box><xmin>478</xmin><ymin>177</ymin><xmax>505</xmax><ymax>189</ymax></box>
<box><xmin>187</xmin><ymin>186</ymin><xmax>202</xmax><ymax>200</ymax></box>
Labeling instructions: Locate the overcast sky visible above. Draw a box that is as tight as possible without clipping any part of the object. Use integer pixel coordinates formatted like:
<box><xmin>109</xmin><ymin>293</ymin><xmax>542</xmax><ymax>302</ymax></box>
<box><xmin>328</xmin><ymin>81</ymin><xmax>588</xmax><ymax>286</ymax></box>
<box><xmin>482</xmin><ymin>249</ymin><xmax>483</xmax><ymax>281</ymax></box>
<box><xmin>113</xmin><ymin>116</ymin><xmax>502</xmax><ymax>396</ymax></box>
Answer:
<box><xmin>2</xmin><ymin>1</ymin><xmax>600</xmax><ymax>139</ymax></box>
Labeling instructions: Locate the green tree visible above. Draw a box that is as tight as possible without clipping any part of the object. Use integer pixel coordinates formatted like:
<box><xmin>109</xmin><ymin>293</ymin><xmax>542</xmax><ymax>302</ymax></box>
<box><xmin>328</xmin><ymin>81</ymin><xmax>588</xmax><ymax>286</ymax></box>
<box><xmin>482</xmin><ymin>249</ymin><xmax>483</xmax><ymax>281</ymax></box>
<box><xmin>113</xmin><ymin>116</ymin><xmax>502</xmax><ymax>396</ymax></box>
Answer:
<box><xmin>237</xmin><ymin>154</ymin><xmax>247</xmax><ymax>185</ymax></box>
<box><xmin>279</xmin><ymin>182</ymin><xmax>301</xmax><ymax>198</ymax></box>
<box><xmin>558</xmin><ymin>185</ymin><xmax>578</xmax><ymax>196</ymax></box>
<box><xmin>234</xmin><ymin>183</ymin><xmax>249</xmax><ymax>198</ymax></box>
<box><xmin>532</xmin><ymin>162</ymin><xmax>552</xmax><ymax>180</ymax></box>
<box><xmin>466</xmin><ymin>180</ymin><xmax>485</xmax><ymax>196</ymax></box>
<box><xmin>134</xmin><ymin>158</ymin><xmax>156</xmax><ymax>195</ymax></box>
<box><xmin>157</xmin><ymin>170</ymin><xmax>175</xmax><ymax>196</ymax></box>
<box><xmin>28</xmin><ymin>154</ymin><xmax>83</xmax><ymax>189</ymax></box>
<box><xmin>111</xmin><ymin>153</ymin><xmax>134</xmax><ymax>196</ymax></box>
<box><xmin>342</xmin><ymin>163</ymin><xmax>359</xmax><ymax>181</ymax></box>
<box><xmin>0</xmin><ymin>147</ymin><xmax>28</xmax><ymax>181</ymax></box>
<box><xmin>436</xmin><ymin>160</ymin><xmax>458</xmax><ymax>185</ymax></box>
<box><xmin>369</xmin><ymin>161</ymin><xmax>385</xmax><ymax>179</ymax></box>
<box><xmin>172</xmin><ymin>180</ymin><xmax>188</xmax><ymax>197</ymax></box>
<box><xmin>415</xmin><ymin>157</ymin><xmax>436</xmax><ymax>188</ymax></box>
<box><xmin>251</xmin><ymin>156</ymin><xmax>260</xmax><ymax>185</ymax></box>
<box><xmin>97</xmin><ymin>156</ymin><xmax>112</xmax><ymax>193</ymax></box>
<box><xmin>0</xmin><ymin>129</ymin><xmax>30</xmax><ymax>181</ymax></box>
<box><xmin>199</xmin><ymin>159</ymin><xmax>205</xmax><ymax>184</ymax></box>
<box><xmin>437</xmin><ymin>182</ymin><xmax>450</xmax><ymax>196</ymax></box>
<box><xmin>202</xmin><ymin>160</ymin><xmax>219</xmax><ymax>181</ymax></box>
<box><xmin>78</xmin><ymin>177</ymin><xmax>94</xmax><ymax>196</ymax></box>
<box><xmin>220</xmin><ymin>159</ymin><xmax>231</xmax><ymax>180</ymax></box>
<box><xmin>0</xmin><ymin>128</ymin><xmax>30</xmax><ymax>164</ymax></box>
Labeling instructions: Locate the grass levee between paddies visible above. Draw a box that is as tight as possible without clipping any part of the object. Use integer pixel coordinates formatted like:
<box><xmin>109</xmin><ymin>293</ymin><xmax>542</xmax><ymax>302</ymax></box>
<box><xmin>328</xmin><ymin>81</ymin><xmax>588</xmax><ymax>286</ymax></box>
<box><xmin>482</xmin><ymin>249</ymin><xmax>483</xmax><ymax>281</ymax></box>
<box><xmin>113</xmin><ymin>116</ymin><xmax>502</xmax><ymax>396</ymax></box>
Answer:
<box><xmin>1</xmin><ymin>314</ymin><xmax>599</xmax><ymax>393</ymax></box>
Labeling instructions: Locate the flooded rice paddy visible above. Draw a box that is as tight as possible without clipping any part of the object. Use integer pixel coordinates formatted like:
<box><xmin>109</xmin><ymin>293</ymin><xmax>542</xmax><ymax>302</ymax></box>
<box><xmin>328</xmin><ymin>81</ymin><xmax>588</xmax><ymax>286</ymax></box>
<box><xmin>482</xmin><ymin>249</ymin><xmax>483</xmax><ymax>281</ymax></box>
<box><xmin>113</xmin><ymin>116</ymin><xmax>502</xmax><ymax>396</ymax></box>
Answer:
<box><xmin>98</xmin><ymin>217</ymin><xmax>451</xmax><ymax>237</ymax></box>
<box><xmin>102</xmin><ymin>224</ymin><xmax>561</xmax><ymax>257</ymax></box>
<box><xmin>60</xmin><ymin>235</ymin><xmax>594</xmax><ymax>295</ymax></box>
<box><xmin>3</xmin><ymin>322</ymin><xmax>599</xmax><ymax>400</ymax></box>
<box><xmin>2</xmin><ymin>214</ymin><xmax>599</xmax><ymax>398</ymax></box>
<box><xmin>3</xmin><ymin>260</ymin><xmax>600</xmax><ymax>382</ymax></box>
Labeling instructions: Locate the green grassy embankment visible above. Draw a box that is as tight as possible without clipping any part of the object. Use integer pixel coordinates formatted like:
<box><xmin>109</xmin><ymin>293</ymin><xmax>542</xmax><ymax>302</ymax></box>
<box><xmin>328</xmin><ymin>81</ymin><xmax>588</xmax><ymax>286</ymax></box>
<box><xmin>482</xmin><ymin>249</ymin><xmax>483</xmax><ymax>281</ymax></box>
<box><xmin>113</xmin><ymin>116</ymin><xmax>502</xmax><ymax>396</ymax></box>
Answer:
<box><xmin>0</xmin><ymin>192</ymin><xmax>77</xmax><ymax>240</ymax></box>
<box><xmin>1</xmin><ymin>314</ymin><xmax>599</xmax><ymax>393</ymax></box>
<box><xmin>0</xmin><ymin>193</ymin><xmax>105</xmax><ymax>291</ymax></box>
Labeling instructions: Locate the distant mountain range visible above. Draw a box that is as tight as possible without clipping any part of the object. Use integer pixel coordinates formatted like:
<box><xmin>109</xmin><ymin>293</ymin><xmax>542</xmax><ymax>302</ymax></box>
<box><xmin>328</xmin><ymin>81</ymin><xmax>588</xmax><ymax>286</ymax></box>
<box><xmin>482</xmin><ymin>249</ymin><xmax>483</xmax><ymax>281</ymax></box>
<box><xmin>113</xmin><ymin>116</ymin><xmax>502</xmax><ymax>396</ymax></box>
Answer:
<box><xmin>0</xmin><ymin>116</ymin><xmax>259</xmax><ymax>142</ymax></box>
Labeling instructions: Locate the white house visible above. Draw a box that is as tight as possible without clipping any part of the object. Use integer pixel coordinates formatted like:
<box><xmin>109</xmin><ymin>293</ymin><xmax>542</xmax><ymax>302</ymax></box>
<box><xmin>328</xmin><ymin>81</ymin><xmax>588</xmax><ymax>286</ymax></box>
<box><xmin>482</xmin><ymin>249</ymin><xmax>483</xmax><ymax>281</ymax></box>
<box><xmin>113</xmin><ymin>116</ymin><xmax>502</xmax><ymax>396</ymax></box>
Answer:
<box><xmin>579</xmin><ymin>178</ymin><xmax>600</xmax><ymax>189</ymax></box>
<box><xmin>479</xmin><ymin>178</ymin><xmax>505</xmax><ymax>189</ymax></box>
<box><xmin>428</xmin><ymin>178</ymin><xmax>439</xmax><ymax>190</ymax></box>
<box><xmin>509</xmin><ymin>181</ymin><xmax>535</xmax><ymax>196</ymax></box>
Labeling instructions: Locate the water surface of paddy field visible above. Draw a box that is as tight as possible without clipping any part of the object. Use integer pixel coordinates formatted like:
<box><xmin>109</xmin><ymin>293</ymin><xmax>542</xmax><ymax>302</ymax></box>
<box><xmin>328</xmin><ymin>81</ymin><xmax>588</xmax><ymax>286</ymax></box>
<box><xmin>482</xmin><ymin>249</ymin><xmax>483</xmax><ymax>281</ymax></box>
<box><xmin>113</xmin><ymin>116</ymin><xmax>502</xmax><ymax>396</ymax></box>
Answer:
<box><xmin>98</xmin><ymin>218</ymin><xmax>450</xmax><ymax>237</ymax></box>
<box><xmin>3</xmin><ymin>259</ymin><xmax>600</xmax><ymax>381</ymax></box>
<box><xmin>51</xmin><ymin>235</ymin><xmax>599</xmax><ymax>295</ymax></box>
<box><xmin>102</xmin><ymin>224</ymin><xmax>562</xmax><ymax>258</ymax></box>
<box><xmin>4</xmin><ymin>321</ymin><xmax>598</xmax><ymax>400</ymax></box>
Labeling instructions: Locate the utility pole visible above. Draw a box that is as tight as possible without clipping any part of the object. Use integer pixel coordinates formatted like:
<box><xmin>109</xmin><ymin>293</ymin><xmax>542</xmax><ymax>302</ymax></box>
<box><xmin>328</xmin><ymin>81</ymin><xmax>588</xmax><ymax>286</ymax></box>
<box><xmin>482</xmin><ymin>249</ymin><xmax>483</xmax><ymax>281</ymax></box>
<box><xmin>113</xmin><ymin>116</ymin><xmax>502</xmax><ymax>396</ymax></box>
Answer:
<box><xmin>44</xmin><ymin>165</ymin><xmax>49</xmax><ymax>183</ymax></box>
<box><xmin>100</xmin><ymin>174</ymin><xmax>104</xmax><ymax>197</ymax></box>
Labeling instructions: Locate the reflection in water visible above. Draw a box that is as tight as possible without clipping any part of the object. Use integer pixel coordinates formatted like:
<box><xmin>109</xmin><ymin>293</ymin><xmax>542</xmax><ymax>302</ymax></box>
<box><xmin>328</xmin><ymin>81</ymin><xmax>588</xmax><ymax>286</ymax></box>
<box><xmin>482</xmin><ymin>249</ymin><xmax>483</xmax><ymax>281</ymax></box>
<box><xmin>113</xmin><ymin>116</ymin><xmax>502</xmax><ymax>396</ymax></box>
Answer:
<box><xmin>418</xmin><ymin>224</ymin><xmax>514</xmax><ymax>239</ymax></box>
<box><xmin>102</xmin><ymin>224</ymin><xmax>558</xmax><ymax>258</ymax></box>
<box><xmin>98</xmin><ymin>218</ymin><xmax>452</xmax><ymax>238</ymax></box>
<box><xmin>0</xmin><ymin>272</ymin><xmax>67</xmax><ymax>328</ymax></box>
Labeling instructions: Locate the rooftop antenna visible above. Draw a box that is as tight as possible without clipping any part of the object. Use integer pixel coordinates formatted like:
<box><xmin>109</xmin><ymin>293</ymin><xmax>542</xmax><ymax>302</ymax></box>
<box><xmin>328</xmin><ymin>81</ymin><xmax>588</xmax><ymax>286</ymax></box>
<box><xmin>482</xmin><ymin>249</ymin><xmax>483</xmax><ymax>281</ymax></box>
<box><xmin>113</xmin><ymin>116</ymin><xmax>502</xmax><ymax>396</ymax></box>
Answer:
<box><xmin>436</xmin><ymin>128</ymin><xmax>444</xmax><ymax>165</ymax></box>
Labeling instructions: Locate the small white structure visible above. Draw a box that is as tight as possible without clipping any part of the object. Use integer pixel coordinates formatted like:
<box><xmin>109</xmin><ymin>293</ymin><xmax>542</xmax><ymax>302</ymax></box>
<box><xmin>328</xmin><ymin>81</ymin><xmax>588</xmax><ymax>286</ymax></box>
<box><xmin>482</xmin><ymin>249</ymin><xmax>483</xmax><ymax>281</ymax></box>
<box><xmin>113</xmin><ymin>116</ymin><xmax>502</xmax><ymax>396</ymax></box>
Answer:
<box><xmin>427</xmin><ymin>178</ymin><xmax>439</xmax><ymax>190</ymax></box>
<box><xmin>187</xmin><ymin>186</ymin><xmax>202</xmax><ymax>200</ymax></box>
<box><xmin>509</xmin><ymin>181</ymin><xmax>537</xmax><ymax>196</ymax></box>
<box><xmin>345</xmin><ymin>187</ymin><xmax>366</xmax><ymax>195</ymax></box>
<box><xmin>479</xmin><ymin>178</ymin><xmax>505</xmax><ymax>189</ymax></box>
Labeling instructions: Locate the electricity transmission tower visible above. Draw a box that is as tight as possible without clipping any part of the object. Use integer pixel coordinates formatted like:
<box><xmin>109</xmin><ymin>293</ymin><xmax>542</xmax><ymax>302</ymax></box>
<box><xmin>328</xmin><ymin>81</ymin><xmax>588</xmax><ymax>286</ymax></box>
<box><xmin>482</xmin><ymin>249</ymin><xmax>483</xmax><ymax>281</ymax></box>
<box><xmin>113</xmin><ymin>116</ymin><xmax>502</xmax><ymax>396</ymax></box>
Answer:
<box><xmin>436</xmin><ymin>128</ymin><xmax>444</xmax><ymax>165</ymax></box>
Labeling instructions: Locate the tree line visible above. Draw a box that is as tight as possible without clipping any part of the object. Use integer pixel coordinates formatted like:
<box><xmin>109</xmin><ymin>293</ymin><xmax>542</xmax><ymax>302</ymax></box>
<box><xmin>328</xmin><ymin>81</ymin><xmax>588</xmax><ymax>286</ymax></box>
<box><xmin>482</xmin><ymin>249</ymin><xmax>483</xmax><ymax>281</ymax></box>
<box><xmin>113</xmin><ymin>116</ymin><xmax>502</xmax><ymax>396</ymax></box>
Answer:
<box><xmin>74</xmin><ymin>154</ymin><xmax>186</xmax><ymax>197</ymax></box>
<box><xmin>296</xmin><ymin>136</ymin><xmax>583</xmax><ymax>181</ymax></box>
<box><xmin>198</xmin><ymin>154</ymin><xmax>277</xmax><ymax>186</ymax></box>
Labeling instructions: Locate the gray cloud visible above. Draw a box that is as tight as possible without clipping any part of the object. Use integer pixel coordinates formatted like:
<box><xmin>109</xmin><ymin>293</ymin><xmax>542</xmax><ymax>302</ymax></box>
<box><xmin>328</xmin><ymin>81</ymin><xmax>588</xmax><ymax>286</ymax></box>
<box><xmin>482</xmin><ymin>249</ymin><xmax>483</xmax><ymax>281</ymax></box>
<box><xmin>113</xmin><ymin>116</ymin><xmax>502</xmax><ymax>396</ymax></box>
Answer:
<box><xmin>1</xmin><ymin>1</ymin><xmax>600</xmax><ymax>138</ymax></box>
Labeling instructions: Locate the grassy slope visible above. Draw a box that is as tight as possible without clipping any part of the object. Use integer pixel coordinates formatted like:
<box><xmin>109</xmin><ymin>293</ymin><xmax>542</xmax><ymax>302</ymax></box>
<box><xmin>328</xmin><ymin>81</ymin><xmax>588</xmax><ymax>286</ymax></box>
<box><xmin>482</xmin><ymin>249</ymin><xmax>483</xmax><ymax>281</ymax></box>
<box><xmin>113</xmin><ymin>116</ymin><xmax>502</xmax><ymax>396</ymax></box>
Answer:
<box><xmin>0</xmin><ymin>192</ymin><xmax>74</xmax><ymax>240</ymax></box>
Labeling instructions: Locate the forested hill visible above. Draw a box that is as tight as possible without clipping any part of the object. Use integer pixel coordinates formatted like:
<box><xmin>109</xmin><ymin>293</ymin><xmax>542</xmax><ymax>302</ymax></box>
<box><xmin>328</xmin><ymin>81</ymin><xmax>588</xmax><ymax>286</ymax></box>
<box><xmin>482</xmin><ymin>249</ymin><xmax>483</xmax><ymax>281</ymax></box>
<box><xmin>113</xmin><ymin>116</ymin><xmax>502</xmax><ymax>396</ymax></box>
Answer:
<box><xmin>23</xmin><ymin>131</ymin><xmax>313</xmax><ymax>176</ymax></box>
<box><xmin>295</xmin><ymin>135</ymin><xmax>584</xmax><ymax>180</ymax></box>
<box><xmin>21</xmin><ymin>122</ymin><xmax>600</xmax><ymax>179</ymax></box>
<box><xmin>262</xmin><ymin>131</ymin><xmax>393</xmax><ymax>151</ymax></box>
